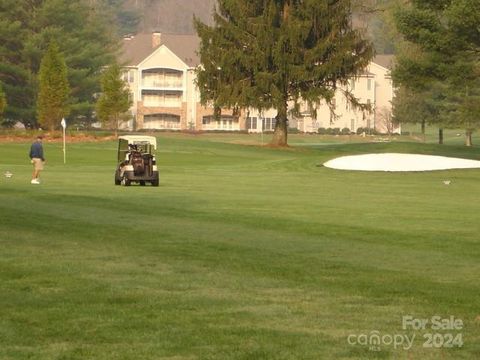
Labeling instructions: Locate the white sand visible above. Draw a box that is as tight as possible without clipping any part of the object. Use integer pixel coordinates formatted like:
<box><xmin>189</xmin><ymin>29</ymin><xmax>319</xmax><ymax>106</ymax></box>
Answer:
<box><xmin>323</xmin><ymin>153</ymin><xmax>480</xmax><ymax>172</ymax></box>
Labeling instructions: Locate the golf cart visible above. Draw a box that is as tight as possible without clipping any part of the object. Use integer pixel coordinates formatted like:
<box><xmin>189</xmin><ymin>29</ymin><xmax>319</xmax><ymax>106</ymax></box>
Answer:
<box><xmin>115</xmin><ymin>135</ymin><xmax>159</xmax><ymax>186</ymax></box>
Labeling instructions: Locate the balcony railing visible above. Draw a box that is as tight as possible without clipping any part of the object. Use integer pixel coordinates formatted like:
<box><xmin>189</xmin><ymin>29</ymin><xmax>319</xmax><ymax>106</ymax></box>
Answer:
<box><xmin>144</xmin><ymin>121</ymin><xmax>181</xmax><ymax>130</ymax></box>
<box><xmin>143</xmin><ymin>100</ymin><xmax>182</xmax><ymax>108</ymax></box>
<box><xmin>142</xmin><ymin>81</ymin><xmax>183</xmax><ymax>89</ymax></box>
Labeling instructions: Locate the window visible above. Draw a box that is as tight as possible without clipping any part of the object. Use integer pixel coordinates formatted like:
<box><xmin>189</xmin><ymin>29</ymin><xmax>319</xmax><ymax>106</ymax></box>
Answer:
<box><xmin>247</xmin><ymin>117</ymin><xmax>257</xmax><ymax>130</ymax></box>
<box><xmin>144</xmin><ymin>113</ymin><xmax>181</xmax><ymax>129</ymax></box>
<box><xmin>367</xmin><ymin>78</ymin><xmax>372</xmax><ymax>91</ymax></box>
<box><xmin>204</xmin><ymin>116</ymin><xmax>238</xmax><ymax>130</ymax></box>
<box><xmin>165</xmin><ymin>92</ymin><xmax>180</xmax><ymax>104</ymax></box>
<box><xmin>265</xmin><ymin>118</ymin><xmax>271</xmax><ymax>130</ymax></box>
<box><xmin>351</xmin><ymin>119</ymin><xmax>355</xmax><ymax>131</ymax></box>
<box><xmin>122</xmin><ymin>70</ymin><xmax>135</xmax><ymax>83</ymax></box>
<box><xmin>350</xmin><ymin>79</ymin><xmax>355</xmax><ymax>91</ymax></box>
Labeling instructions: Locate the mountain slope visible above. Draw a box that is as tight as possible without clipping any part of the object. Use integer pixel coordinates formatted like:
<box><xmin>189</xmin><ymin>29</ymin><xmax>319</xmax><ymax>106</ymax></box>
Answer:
<box><xmin>125</xmin><ymin>0</ymin><xmax>215</xmax><ymax>34</ymax></box>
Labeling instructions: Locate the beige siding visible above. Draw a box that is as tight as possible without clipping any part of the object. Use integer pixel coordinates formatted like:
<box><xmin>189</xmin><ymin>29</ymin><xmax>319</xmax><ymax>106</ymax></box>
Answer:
<box><xmin>124</xmin><ymin>40</ymin><xmax>396</xmax><ymax>133</ymax></box>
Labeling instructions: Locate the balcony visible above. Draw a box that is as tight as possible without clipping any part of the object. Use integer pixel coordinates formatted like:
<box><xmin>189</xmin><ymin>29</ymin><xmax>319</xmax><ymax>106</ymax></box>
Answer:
<box><xmin>141</xmin><ymin>68</ymin><xmax>184</xmax><ymax>91</ymax></box>
<box><xmin>144</xmin><ymin>113</ymin><xmax>181</xmax><ymax>130</ymax></box>
<box><xmin>142</xmin><ymin>90</ymin><xmax>182</xmax><ymax>108</ymax></box>
<box><xmin>141</xmin><ymin>80</ymin><xmax>183</xmax><ymax>90</ymax></box>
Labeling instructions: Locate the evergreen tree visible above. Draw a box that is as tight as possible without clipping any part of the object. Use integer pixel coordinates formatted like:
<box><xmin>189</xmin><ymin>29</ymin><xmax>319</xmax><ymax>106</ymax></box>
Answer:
<box><xmin>0</xmin><ymin>0</ymin><xmax>37</xmax><ymax>126</ymax></box>
<box><xmin>37</xmin><ymin>42</ymin><xmax>70</xmax><ymax>131</ymax></box>
<box><xmin>0</xmin><ymin>0</ymin><xmax>119</xmax><ymax>127</ymax></box>
<box><xmin>195</xmin><ymin>0</ymin><xmax>373</xmax><ymax>146</ymax></box>
<box><xmin>393</xmin><ymin>0</ymin><xmax>480</xmax><ymax>146</ymax></box>
<box><xmin>392</xmin><ymin>82</ymin><xmax>455</xmax><ymax>143</ymax></box>
<box><xmin>96</xmin><ymin>63</ymin><xmax>132</xmax><ymax>135</ymax></box>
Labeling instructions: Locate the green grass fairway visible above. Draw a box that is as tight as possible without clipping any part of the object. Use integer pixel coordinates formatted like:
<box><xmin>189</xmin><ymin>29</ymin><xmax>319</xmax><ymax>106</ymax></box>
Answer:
<box><xmin>1</xmin><ymin>133</ymin><xmax>479</xmax><ymax>359</ymax></box>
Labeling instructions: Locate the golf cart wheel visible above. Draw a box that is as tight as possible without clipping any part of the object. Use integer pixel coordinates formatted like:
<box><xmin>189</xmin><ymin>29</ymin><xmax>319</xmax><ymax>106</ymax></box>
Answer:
<box><xmin>121</xmin><ymin>177</ymin><xmax>131</xmax><ymax>186</ymax></box>
<box><xmin>114</xmin><ymin>169</ymin><xmax>121</xmax><ymax>185</ymax></box>
<box><xmin>151</xmin><ymin>179</ymin><xmax>159</xmax><ymax>187</ymax></box>
<box><xmin>140</xmin><ymin>181</ymin><xmax>146</xmax><ymax>186</ymax></box>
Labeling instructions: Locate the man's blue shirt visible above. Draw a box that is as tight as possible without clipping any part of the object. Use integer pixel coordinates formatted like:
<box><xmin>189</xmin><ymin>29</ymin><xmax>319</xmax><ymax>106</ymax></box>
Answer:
<box><xmin>29</xmin><ymin>142</ymin><xmax>44</xmax><ymax>161</ymax></box>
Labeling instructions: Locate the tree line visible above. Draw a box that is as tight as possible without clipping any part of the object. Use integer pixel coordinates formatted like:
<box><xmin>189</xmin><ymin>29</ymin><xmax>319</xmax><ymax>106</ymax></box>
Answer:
<box><xmin>391</xmin><ymin>0</ymin><xmax>480</xmax><ymax>146</ymax></box>
<box><xmin>0</xmin><ymin>0</ymin><xmax>134</xmax><ymax>130</ymax></box>
<box><xmin>1</xmin><ymin>0</ymin><xmax>478</xmax><ymax>147</ymax></box>
<box><xmin>194</xmin><ymin>0</ymin><xmax>479</xmax><ymax>146</ymax></box>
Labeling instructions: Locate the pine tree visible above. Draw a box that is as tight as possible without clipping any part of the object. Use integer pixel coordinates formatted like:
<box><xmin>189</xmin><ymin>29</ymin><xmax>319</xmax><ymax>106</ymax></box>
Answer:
<box><xmin>392</xmin><ymin>81</ymin><xmax>455</xmax><ymax>142</ymax></box>
<box><xmin>29</xmin><ymin>0</ymin><xmax>120</xmax><ymax>126</ymax></box>
<box><xmin>195</xmin><ymin>0</ymin><xmax>373</xmax><ymax>146</ymax></box>
<box><xmin>0</xmin><ymin>0</ymin><xmax>36</xmax><ymax>126</ymax></box>
<box><xmin>0</xmin><ymin>0</ymin><xmax>119</xmax><ymax>127</ymax></box>
<box><xmin>393</xmin><ymin>0</ymin><xmax>480</xmax><ymax>146</ymax></box>
<box><xmin>37</xmin><ymin>42</ymin><xmax>70</xmax><ymax>131</ymax></box>
<box><xmin>96</xmin><ymin>63</ymin><xmax>132</xmax><ymax>135</ymax></box>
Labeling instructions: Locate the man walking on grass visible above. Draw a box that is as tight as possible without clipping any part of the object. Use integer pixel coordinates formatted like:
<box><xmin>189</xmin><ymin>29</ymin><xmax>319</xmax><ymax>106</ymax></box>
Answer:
<box><xmin>29</xmin><ymin>135</ymin><xmax>45</xmax><ymax>184</ymax></box>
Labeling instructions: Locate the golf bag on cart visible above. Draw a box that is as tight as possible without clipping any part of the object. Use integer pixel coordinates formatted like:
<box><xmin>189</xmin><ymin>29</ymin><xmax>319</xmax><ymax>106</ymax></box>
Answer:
<box><xmin>130</xmin><ymin>151</ymin><xmax>145</xmax><ymax>175</ymax></box>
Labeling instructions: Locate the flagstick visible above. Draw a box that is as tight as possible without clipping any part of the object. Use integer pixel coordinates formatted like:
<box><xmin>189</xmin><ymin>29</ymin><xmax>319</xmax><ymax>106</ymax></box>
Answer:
<box><xmin>63</xmin><ymin>125</ymin><xmax>66</xmax><ymax>164</ymax></box>
<box><xmin>61</xmin><ymin>118</ymin><xmax>66</xmax><ymax>164</ymax></box>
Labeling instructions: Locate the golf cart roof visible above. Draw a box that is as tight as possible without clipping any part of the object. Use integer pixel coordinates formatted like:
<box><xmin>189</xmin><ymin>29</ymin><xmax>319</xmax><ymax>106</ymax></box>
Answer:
<box><xmin>118</xmin><ymin>135</ymin><xmax>157</xmax><ymax>150</ymax></box>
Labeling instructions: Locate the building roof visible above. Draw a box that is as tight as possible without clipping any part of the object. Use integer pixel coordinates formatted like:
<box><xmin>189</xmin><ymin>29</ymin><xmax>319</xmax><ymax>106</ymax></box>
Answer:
<box><xmin>121</xmin><ymin>32</ymin><xmax>395</xmax><ymax>73</ymax></box>
<box><xmin>372</xmin><ymin>55</ymin><xmax>395</xmax><ymax>70</ymax></box>
<box><xmin>120</xmin><ymin>33</ymin><xmax>201</xmax><ymax>68</ymax></box>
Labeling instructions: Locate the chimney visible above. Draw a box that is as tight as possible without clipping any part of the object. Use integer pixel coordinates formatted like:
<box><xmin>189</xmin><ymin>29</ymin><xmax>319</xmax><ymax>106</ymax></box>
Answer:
<box><xmin>152</xmin><ymin>32</ymin><xmax>161</xmax><ymax>48</ymax></box>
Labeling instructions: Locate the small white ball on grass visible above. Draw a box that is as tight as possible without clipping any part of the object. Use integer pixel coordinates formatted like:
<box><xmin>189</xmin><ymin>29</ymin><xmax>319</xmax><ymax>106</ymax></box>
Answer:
<box><xmin>4</xmin><ymin>171</ymin><xmax>13</xmax><ymax>178</ymax></box>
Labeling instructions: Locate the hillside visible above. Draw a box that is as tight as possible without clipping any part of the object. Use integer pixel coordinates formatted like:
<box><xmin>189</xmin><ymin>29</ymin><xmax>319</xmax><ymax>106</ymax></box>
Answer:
<box><xmin>124</xmin><ymin>0</ymin><xmax>215</xmax><ymax>34</ymax></box>
<box><xmin>121</xmin><ymin>0</ymin><xmax>395</xmax><ymax>54</ymax></box>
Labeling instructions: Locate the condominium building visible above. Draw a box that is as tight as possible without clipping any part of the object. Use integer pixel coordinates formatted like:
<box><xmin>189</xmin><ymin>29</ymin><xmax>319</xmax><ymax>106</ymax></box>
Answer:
<box><xmin>120</xmin><ymin>33</ymin><xmax>396</xmax><ymax>134</ymax></box>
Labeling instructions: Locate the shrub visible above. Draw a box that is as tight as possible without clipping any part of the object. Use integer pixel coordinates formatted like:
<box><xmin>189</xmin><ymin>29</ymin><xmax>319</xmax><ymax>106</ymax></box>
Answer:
<box><xmin>341</xmin><ymin>127</ymin><xmax>351</xmax><ymax>135</ymax></box>
<box><xmin>356</xmin><ymin>127</ymin><xmax>379</xmax><ymax>135</ymax></box>
<box><xmin>318</xmin><ymin>127</ymin><xmax>343</xmax><ymax>135</ymax></box>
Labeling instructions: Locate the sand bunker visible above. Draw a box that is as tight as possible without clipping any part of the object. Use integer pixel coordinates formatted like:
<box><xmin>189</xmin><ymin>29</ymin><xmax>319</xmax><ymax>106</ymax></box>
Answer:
<box><xmin>323</xmin><ymin>153</ymin><xmax>480</xmax><ymax>172</ymax></box>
